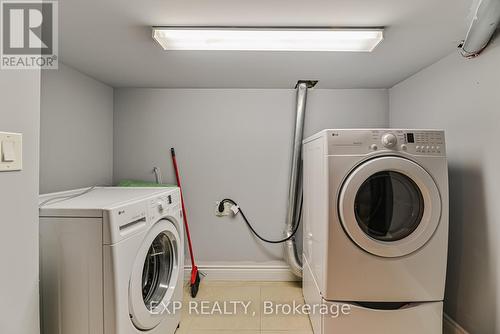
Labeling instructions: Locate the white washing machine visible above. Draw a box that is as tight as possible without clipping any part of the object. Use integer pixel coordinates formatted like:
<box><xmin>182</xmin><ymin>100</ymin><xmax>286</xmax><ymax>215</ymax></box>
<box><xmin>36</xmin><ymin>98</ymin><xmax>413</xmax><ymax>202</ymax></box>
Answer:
<box><xmin>39</xmin><ymin>187</ymin><xmax>184</xmax><ymax>334</ymax></box>
<box><xmin>302</xmin><ymin>129</ymin><xmax>448</xmax><ymax>334</ymax></box>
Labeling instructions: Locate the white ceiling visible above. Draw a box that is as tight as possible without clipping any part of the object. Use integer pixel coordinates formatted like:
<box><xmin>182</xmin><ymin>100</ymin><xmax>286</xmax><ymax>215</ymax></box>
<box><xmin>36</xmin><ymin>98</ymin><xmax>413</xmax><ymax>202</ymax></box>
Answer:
<box><xmin>59</xmin><ymin>0</ymin><xmax>473</xmax><ymax>88</ymax></box>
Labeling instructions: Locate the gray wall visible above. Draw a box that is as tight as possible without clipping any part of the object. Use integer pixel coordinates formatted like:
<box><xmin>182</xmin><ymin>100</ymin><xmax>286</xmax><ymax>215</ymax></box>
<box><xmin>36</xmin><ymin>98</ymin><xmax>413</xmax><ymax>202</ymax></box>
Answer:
<box><xmin>114</xmin><ymin>88</ymin><xmax>389</xmax><ymax>266</ymax></box>
<box><xmin>0</xmin><ymin>71</ymin><xmax>40</xmax><ymax>334</ymax></box>
<box><xmin>390</xmin><ymin>39</ymin><xmax>500</xmax><ymax>334</ymax></box>
<box><xmin>40</xmin><ymin>63</ymin><xmax>113</xmax><ymax>194</ymax></box>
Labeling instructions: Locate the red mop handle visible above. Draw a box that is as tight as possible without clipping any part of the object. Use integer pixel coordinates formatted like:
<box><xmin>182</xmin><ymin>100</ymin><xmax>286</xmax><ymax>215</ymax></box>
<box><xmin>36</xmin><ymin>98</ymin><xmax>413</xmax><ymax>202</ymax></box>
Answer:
<box><xmin>171</xmin><ymin>148</ymin><xmax>197</xmax><ymax>269</ymax></box>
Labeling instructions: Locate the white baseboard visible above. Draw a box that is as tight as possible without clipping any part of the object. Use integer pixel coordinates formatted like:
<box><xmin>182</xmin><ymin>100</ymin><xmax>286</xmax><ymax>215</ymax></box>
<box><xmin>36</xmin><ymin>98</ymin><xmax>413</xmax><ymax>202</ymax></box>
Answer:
<box><xmin>184</xmin><ymin>264</ymin><xmax>300</xmax><ymax>281</ymax></box>
<box><xmin>443</xmin><ymin>314</ymin><xmax>469</xmax><ymax>334</ymax></box>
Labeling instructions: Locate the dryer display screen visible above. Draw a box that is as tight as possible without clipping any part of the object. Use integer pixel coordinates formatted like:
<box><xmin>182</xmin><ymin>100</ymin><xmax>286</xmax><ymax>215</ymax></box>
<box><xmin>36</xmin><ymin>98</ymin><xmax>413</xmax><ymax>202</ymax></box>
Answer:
<box><xmin>406</xmin><ymin>133</ymin><xmax>415</xmax><ymax>143</ymax></box>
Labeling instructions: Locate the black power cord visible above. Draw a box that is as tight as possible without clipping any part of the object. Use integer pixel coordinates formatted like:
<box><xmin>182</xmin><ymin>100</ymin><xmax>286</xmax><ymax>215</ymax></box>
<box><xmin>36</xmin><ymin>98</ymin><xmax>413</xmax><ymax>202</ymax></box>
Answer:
<box><xmin>218</xmin><ymin>197</ymin><xmax>303</xmax><ymax>244</ymax></box>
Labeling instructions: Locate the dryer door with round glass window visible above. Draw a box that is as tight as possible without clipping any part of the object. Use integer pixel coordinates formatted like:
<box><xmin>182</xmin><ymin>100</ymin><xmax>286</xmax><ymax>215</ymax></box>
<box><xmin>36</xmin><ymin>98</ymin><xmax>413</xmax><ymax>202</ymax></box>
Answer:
<box><xmin>129</xmin><ymin>219</ymin><xmax>181</xmax><ymax>330</ymax></box>
<box><xmin>339</xmin><ymin>156</ymin><xmax>441</xmax><ymax>258</ymax></box>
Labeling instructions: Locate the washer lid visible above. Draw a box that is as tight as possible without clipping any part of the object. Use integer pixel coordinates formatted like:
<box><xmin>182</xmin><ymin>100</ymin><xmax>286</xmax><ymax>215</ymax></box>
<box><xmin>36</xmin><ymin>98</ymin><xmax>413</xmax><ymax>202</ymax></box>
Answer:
<box><xmin>129</xmin><ymin>219</ymin><xmax>181</xmax><ymax>330</ymax></box>
<box><xmin>339</xmin><ymin>156</ymin><xmax>442</xmax><ymax>258</ymax></box>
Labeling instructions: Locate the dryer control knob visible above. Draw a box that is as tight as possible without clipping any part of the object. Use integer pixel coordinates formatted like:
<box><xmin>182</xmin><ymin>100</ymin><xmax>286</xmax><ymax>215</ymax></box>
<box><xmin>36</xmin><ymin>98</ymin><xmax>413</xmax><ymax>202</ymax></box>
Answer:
<box><xmin>382</xmin><ymin>133</ymin><xmax>397</xmax><ymax>148</ymax></box>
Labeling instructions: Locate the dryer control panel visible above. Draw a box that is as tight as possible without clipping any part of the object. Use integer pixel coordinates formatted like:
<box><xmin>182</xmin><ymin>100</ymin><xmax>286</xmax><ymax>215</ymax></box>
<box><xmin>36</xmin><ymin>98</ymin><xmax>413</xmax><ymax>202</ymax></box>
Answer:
<box><xmin>321</xmin><ymin>129</ymin><xmax>446</xmax><ymax>156</ymax></box>
<box><xmin>371</xmin><ymin>130</ymin><xmax>445</xmax><ymax>155</ymax></box>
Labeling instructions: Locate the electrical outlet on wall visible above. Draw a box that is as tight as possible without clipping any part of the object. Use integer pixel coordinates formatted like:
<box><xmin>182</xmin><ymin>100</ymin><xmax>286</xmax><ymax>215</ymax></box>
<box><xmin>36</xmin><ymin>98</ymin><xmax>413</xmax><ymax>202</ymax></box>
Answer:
<box><xmin>215</xmin><ymin>201</ymin><xmax>232</xmax><ymax>217</ymax></box>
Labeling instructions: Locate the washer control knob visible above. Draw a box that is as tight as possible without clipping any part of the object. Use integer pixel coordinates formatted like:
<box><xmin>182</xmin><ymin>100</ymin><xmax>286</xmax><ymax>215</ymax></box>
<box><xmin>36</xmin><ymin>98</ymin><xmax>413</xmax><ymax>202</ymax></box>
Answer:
<box><xmin>157</xmin><ymin>202</ymin><xmax>165</xmax><ymax>212</ymax></box>
<box><xmin>401</xmin><ymin>144</ymin><xmax>408</xmax><ymax>151</ymax></box>
<box><xmin>381</xmin><ymin>133</ymin><xmax>397</xmax><ymax>148</ymax></box>
<box><xmin>370</xmin><ymin>144</ymin><xmax>378</xmax><ymax>151</ymax></box>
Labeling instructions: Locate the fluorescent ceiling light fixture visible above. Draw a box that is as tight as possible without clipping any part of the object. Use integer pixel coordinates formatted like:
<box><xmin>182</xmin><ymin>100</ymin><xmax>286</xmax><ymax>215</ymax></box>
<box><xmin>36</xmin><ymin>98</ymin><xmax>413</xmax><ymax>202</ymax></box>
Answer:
<box><xmin>152</xmin><ymin>27</ymin><xmax>384</xmax><ymax>52</ymax></box>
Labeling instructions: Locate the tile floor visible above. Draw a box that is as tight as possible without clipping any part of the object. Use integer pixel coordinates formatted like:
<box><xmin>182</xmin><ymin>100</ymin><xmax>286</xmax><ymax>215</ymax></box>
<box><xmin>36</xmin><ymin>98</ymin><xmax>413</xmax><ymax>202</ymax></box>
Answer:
<box><xmin>177</xmin><ymin>281</ymin><xmax>313</xmax><ymax>334</ymax></box>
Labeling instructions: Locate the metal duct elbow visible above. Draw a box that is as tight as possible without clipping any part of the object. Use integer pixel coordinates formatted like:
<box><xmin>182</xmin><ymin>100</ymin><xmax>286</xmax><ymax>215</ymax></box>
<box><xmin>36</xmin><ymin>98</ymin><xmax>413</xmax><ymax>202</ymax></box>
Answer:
<box><xmin>461</xmin><ymin>0</ymin><xmax>500</xmax><ymax>57</ymax></box>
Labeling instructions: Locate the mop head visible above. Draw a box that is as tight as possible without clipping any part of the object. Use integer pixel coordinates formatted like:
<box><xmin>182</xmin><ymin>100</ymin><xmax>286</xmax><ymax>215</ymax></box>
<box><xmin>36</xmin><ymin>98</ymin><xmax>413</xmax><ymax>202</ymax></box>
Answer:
<box><xmin>191</xmin><ymin>270</ymin><xmax>201</xmax><ymax>298</ymax></box>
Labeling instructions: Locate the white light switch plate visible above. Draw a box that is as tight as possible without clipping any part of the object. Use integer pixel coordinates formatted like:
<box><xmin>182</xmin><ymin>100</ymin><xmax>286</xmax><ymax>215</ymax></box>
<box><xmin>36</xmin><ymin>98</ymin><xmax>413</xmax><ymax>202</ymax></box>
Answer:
<box><xmin>0</xmin><ymin>132</ymin><xmax>22</xmax><ymax>171</ymax></box>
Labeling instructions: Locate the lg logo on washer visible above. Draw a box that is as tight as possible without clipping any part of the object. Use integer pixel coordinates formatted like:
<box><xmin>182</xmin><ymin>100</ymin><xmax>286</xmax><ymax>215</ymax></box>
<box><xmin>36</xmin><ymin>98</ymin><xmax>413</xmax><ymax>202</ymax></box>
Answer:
<box><xmin>1</xmin><ymin>0</ymin><xmax>58</xmax><ymax>69</ymax></box>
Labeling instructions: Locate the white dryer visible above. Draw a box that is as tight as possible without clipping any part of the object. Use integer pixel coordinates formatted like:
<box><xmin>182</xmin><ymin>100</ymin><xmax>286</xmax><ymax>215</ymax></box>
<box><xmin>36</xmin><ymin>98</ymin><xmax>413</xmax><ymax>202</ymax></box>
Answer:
<box><xmin>302</xmin><ymin>129</ymin><xmax>448</xmax><ymax>334</ymax></box>
<box><xmin>39</xmin><ymin>187</ymin><xmax>184</xmax><ymax>334</ymax></box>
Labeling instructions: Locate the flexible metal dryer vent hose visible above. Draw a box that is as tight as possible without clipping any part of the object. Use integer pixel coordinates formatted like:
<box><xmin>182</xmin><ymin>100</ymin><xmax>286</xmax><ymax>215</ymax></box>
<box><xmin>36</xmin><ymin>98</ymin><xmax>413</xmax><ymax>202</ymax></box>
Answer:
<box><xmin>284</xmin><ymin>80</ymin><xmax>317</xmax><ymax>278</ymax></box>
